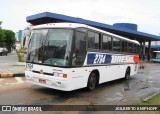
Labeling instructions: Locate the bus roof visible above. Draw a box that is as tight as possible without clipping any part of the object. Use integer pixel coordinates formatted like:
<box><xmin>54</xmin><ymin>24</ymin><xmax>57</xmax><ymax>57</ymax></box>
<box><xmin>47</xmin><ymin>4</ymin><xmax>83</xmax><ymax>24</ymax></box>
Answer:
<box><xmin>33</xmin><ymin>23</ymin><xmax>140</xmax><ymax>45</ymax></box>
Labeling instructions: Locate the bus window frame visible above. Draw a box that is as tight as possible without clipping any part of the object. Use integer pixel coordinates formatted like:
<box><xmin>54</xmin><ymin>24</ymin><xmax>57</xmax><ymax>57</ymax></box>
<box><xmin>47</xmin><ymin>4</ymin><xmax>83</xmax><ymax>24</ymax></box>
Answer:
<box><xmin>71</xmin><ymin>28</ymin><xmax>87</xmax><ymax>67</ymax></box>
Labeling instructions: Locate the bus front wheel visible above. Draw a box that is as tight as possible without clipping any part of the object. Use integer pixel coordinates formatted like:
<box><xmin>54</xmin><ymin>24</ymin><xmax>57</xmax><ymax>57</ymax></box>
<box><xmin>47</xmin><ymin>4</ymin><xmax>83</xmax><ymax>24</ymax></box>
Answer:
<box><xmin>87</xmin><ymin>72</ymin><xmax>97</xmax><ymax>91</ymax></box>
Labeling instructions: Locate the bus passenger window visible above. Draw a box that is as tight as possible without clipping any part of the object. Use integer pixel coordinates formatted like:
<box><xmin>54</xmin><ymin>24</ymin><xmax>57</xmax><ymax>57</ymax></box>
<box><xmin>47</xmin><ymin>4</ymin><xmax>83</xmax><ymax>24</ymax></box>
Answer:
<box><xmin>108</xmin><ymin>37</ymin><xmax>112</xmax><ymax>51</ymax></box>
<box><xmin>122</xmin><ymin>41</ymin><xmax>127</xmax><ymax>52</ymax></box>
<box><xmin>133</xmin><ymin>44</ymin><xmax>137</xmax><ymax>53</ymax></box>
<box><xmin>136</xmin><ymin>44</ymin><xmax>140</xmax><ymax>54</ymax></box>
<box><xmin>88</xmin><ymin>31</ymin><xmax>99</xmax><ymax>49</ymax></box>
<box><xmin>95</xmin><ymin>33</ymin><xmax>99</xmax><ymax>49</ymax></box>
<box><xmin>102</xmin><ymin>35</ymin><xmax>108</xmax><ymax>50</ymax></box>
<box><xmin>128</xmin><ymin>42</ymin><xmax>133</xmax><ymax>53</ymax></box>
<box><xmin>113</xmin><ymin>37</ymin><xmax>120</xmax><ymax>52</ymax></box>
<box><xmin>102</xmin><ymin>35</ymin><xmax>112</xmax><ymax>51</ymax></box>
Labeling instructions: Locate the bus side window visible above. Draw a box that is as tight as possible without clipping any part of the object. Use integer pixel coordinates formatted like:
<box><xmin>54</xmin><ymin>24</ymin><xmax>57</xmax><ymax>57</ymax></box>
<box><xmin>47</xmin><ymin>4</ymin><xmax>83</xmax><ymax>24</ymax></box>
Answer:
<box><xmin>73</xmin><ymin>31</ymin><xmax>86</xmax><ymax>66</ymax></box>
<box><xmin>88</xmin><ymin>31</ymin><xmax>99</xmax><ymax>50</ymax></box>
<box><xmin>113</xmin><ymin>37</ymin><xmax>121</xmax><ymax>52</ymax></box>
<box><xmin>135</xmin><ymin>44</ymin><xmax>140</xmax><ymax>54</ymax></box>
<box><xmin>122</xmin><ymin>40</ymin><xmax>128</xmax><ymax>52</ymax></box>
<box><xmin>102</xmin><ymin>35</ymin><xmax>108</xmax><ymax>50</ymax></box>
<box><xmin>133</xmin><ymin>44</ymin><xmax>138</xmax><ymax>54</ymax></box>
<box><xmin>108</xmin><ymin>36</ymin><xmax>112</xmax><ymax>51</ymax></box>
<box><xmin>128</xmin><ymin>42</ymin><xmax>133</xmax><ymax>53</ymax></box>
<box><xmin>102</xmin><ymin>35</ymin><xmax>112</xmax><ymax>51</ymax></box>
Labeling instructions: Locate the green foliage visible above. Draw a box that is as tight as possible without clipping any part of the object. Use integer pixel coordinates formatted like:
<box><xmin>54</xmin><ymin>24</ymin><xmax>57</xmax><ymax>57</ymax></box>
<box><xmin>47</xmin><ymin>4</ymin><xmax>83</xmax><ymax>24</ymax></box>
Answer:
<box><xmin>3</xmin><ymin>29</ymin><xmax>16</xmax><ymax>50</ymax></box>
<box><xmin>0</xmin><ymin>29</ymin><xmax>6</xmax><ymax>47</ymax></box>
<box><xmin>16</xmin><ymin>51</ymin><xmax>25</xmax><ymax>62</ymax></box>
<box><xmin>0</xmin><ymin>21</ymin><xmax>2</xmax><ymax>29</ymax></box>
<box><xmin>0</xmin><ymin>21</ymin><xmax>16</xmax><ymax>50</ymax></box>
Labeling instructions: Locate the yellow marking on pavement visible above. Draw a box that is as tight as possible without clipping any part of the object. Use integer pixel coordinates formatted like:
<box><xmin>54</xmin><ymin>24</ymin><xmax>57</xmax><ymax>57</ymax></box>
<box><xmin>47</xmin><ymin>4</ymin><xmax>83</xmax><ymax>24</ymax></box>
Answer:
<box><xmin>1</xmin><ymin>73</ymin><xmax>13</xmax><ymax>78</ymax></box>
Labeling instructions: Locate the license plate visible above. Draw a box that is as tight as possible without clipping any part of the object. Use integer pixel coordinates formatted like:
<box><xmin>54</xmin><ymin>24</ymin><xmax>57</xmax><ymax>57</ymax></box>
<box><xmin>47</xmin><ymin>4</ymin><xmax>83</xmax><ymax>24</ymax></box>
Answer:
<box><xmin>39</xmin><ymin>79</ymin><xmax>46</xmax><ymax>84</ymax></box>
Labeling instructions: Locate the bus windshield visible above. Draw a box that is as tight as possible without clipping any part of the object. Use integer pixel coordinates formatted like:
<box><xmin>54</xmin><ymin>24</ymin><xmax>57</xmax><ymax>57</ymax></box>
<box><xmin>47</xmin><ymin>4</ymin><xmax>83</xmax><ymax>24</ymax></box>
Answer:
<box><xmin>27</xmin><ymin>29</ymin><xmax>73</xmax><ymax>66</ymax></box>
<box><xmin>152</xmin><ymin>52</ymin><xmax>160</xmax><ymax>59</ymax></box>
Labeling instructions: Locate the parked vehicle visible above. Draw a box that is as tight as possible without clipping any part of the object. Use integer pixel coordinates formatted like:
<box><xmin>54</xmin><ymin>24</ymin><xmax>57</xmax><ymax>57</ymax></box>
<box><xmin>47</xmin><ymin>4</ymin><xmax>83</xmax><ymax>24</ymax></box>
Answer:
<box><xmin>151</xmin><ymin>51</ymin><xmax>160</xmax><ymax>63</ymax></box>
<box><xmin>25</xmin><ymin>23</ymin><xmax>140</xmax><ymax>91</ymax></box>
<box><xmin>0</xmin><ymin>47</ymin><xmax>8</xmax><ymax>56</ymax></box>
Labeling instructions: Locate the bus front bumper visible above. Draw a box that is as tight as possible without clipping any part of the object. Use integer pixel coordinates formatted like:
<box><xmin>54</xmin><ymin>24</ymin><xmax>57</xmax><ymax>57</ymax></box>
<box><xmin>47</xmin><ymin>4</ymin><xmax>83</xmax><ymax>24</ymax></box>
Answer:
<box><xmin>25</xmin><ymin>71</ymin><xmax>72</xmax><ymax>91</ymax></box>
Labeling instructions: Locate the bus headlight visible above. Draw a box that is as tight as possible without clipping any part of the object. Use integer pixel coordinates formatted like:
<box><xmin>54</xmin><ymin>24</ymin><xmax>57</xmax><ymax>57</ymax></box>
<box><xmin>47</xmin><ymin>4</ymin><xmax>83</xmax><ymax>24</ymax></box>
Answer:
<box><xmin>58</xmin><ymin>73</ymin><xmax>63</xmax><ymax>77</ymax></box>
<box><xmin>53</xmin><ymin>72</ymin><xmax>67</xmax><ymax>78</ymax></box>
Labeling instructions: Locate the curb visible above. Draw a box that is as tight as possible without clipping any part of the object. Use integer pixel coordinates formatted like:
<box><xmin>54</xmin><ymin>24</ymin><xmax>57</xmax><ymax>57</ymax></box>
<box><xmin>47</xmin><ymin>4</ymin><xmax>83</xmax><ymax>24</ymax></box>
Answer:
<box><xmin>0</xmin><ymin>73</ymin><xmax>25</xmax><ymax>78</ymax></box>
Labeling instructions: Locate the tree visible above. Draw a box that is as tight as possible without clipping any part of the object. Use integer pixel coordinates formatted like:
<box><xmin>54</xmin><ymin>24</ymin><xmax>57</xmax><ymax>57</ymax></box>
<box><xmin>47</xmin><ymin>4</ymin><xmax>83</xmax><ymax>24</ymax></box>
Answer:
<box><xmin>0</xmin><ymin>21</ymin><xmax>5</xmax><ymax>47</ymax></box>
<box><xmin>0</xmin><ymin>29</ymin><xmax>5</xmax><ymax>47</ymax></box>
<box><xmin>3</xmin><ymin>30</ymin><xmax>16</xmax><ymax>52</ymax></box>
<box><xmin>0</xmin><ymin>21</ymin><xmax>2</xmax><ymax>29</ymax></box>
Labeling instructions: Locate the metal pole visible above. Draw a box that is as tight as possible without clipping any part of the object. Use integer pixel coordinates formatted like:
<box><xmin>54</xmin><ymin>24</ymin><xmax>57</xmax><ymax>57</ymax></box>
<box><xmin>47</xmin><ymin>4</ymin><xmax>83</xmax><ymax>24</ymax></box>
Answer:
<box><xmin>147</xmin><ymin>41</ymin><xmax>151</xmax><ymax>61</ymax></box>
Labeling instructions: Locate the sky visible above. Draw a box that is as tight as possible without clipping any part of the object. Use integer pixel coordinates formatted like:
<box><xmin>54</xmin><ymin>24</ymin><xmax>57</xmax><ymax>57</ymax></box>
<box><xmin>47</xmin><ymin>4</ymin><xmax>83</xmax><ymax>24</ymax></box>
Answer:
<box><xmin>0</xmin><ymin>0</ymin><xmax>160</xmax><ymax>35</ymax></box>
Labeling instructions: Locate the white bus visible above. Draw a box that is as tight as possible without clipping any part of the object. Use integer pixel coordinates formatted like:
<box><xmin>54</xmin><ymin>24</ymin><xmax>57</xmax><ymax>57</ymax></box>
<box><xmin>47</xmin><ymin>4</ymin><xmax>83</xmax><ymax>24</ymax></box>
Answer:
<box><xmin>25</xmin><ymin>23</ymin><xmax>140</xmax><ymax>91</ymax></box>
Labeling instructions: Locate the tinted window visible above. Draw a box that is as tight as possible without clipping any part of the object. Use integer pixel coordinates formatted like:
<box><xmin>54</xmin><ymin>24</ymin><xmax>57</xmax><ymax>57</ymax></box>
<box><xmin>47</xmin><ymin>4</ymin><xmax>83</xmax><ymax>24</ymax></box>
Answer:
<box><xmin>135</xmin><ymin>44</ymin><xmax>140</xmax><ymax>54</ymax></box>
<box><xmin>128</xmin><ymin>42</ymin><xmax>133</xmax><ymax>53</ymax></box>
<box><xmin>108</xmin><ymin>37</ymin><xmax>112</xmax><ymax>51</ymax></box>
<box><xmin>72</xmin><ymin>31</ymin><xmax>86</xmax><ymax>66</ymax></box>
<box><xmin>102</xmin><ymin>35</ymin><xmax>112</xmax><ymax>50</ymax></box>
<box><xmin>102</xmin><ymin>35</ymin><xmax>112</xmax><ymax>51</ymax></box>
<box><xmin>113</xmin><ymin>37</ymin><xmax>121</xmax><ymax>52</ymax></box>
<box><xmin>88</xmin><ymin>31</ymin><xmax>99</xmax><ymax>49</ymax></box>
<box><xmin>122</xmin><ymin>40</ymin><xmax>128</xmax><ymax>52</ymax></box>
<box><xmin>133</xmin><ymin>44</ymin><xmax>137</xmax><ymax>53</ymax></box>
<box><xmin>95</xmin><ymin>33</ymin><xmax>99</xmax><ymax>49</ymax></box>
<box><xmin>102</xmin><ymin>35</ymin><xmax>108</xmax><ymax>50</ymax></box>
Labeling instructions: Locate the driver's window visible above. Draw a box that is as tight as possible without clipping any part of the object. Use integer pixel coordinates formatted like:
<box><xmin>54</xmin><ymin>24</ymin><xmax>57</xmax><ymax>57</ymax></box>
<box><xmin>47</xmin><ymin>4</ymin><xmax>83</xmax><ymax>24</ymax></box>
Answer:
<box><xmin>72</xmin><ymin>31</ymin><xmax>86</xmax><ymax>66</ymax></box>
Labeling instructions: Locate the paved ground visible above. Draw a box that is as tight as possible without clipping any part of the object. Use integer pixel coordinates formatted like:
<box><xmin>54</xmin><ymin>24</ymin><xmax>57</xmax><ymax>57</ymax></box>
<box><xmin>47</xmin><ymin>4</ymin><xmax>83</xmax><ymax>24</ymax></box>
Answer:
<box><xmin>0</xmin><ymin>62</ymin><xmax>159</xmax><ymax>114</ymax></box>
<box><xmin>0</xmin><ymin>53</ymin><xmax>25</xmax><ymax>77</ymax></box>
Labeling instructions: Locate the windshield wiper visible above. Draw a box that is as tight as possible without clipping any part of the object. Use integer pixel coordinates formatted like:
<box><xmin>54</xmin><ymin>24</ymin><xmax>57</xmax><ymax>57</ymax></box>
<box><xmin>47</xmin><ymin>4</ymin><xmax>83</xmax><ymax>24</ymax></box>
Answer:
<box><xmin>31</xmin><ymin>42</ymin><xmax>43</xmax><ymax>63</ymax></box>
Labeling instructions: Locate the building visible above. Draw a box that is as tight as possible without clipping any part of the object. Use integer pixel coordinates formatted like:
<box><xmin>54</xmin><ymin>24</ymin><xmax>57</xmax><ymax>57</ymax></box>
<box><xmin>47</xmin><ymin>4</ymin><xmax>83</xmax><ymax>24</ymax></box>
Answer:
<box><xmin>21</xmin><ymin>25</ymin><xmax>32</xmax><ymax>48</ymax></box>
<box><xmin>15</xmin><ymin>25</ymin><xmax>32</xmax><ymax>50</ymax></box>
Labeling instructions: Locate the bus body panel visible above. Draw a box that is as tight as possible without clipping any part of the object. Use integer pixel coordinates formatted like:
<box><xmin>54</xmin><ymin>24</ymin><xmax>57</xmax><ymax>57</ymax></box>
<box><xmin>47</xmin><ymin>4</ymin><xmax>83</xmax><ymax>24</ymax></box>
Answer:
<box><xmin>25</xmin><ymin>52</ymin><xmax>138</xmax><ymax>91</ymax></box>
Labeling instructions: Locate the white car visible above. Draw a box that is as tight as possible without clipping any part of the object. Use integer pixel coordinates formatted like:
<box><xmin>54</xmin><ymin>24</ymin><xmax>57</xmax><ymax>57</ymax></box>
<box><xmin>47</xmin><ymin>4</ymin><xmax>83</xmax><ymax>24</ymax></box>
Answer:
<box><xmin>0</xmin><ymin>47</ymin><xmax>8</xmax><ymax>56</ymax></box>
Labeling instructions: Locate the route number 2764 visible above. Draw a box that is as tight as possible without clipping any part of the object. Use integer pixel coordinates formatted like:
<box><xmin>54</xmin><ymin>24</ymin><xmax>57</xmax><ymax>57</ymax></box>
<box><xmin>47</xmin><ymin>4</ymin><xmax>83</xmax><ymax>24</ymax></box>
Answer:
<box><xmin>93</xmin><ymin>54</ymin><xmax>106</xmax><ymax>64</ymax></box>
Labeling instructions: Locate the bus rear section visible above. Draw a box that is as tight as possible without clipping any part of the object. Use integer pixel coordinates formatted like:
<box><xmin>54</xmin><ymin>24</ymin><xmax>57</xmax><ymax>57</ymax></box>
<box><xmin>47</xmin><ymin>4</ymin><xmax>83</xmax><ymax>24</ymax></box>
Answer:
<box><xmin>25</xmin><ymin>23</ymin><xmax>140</xmax><ymax>91</ymax></box>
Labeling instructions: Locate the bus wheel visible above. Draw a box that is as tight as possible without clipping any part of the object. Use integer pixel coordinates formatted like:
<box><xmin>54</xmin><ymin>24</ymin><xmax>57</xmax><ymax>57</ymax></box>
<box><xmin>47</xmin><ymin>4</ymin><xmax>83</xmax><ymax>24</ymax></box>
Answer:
<box><xmin>87</xmin><ymin>72</ymin><xmax>97</xmax><ymax>91</ymax></box>
<box><xmin>125</xmin><ymin>68</ymin><xmax>130</xmax><ymax>80</ymax></box>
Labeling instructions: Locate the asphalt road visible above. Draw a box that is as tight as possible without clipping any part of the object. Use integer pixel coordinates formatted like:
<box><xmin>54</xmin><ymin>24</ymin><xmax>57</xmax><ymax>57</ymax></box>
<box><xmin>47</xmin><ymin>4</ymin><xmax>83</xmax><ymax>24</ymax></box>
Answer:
<box><xmin>0</xmin><ymin>52</ymin><xmax>18</xmax><ymax>63</ymax></box>
<box><xmin>0</xmin><ymin>62</ymin><xmax>160</xmax><ymax>114</ymax></box>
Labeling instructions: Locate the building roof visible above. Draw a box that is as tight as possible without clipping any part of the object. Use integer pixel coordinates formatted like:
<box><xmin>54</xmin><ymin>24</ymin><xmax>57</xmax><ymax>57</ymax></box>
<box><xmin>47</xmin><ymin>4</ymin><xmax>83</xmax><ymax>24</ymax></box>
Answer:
<box><xmin>26</xmin><ymin>12</ymin><xmax>160</xmax><ymax>42</ymax></box>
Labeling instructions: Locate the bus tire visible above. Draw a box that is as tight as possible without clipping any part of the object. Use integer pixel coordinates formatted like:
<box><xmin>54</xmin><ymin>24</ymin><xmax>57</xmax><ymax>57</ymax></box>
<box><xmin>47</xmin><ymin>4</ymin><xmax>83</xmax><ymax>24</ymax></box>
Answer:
<box><xmin>125</xmin><ymin>67</ymin><xmax>130</xmax><ymax>80</ymax></box>
<box><xmin>87</xmin><ymin>72</ymin><xmax>97</xmax><ymax>91</ymax></box>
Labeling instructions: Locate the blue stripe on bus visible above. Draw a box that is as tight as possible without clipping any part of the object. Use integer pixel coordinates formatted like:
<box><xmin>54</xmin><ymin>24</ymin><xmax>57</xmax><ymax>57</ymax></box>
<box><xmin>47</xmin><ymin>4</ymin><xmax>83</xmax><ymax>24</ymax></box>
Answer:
<box><xmin>87</xmin><ymin>53</ymin><xmax>112</xmax><ymax>65</ymax></box>
<box><xmin>87</xmin><ymin>53</ymin><xmax>138</xmax><ymax>65</ymax></box>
